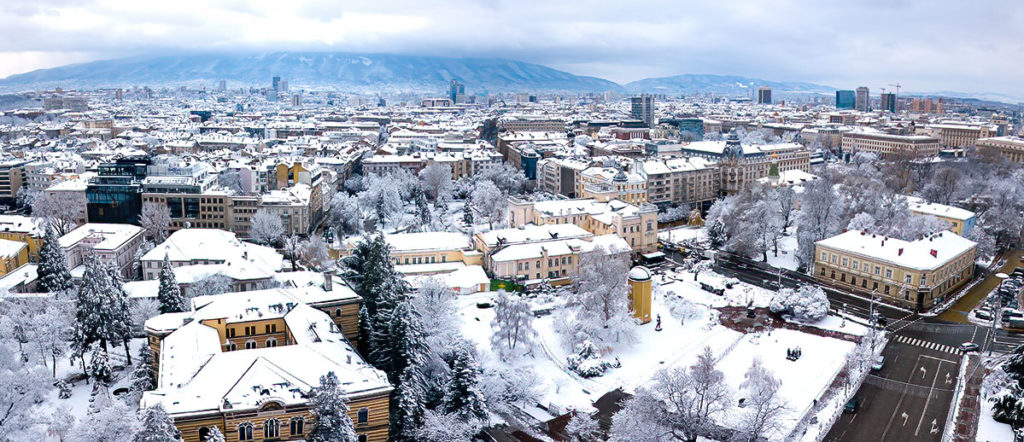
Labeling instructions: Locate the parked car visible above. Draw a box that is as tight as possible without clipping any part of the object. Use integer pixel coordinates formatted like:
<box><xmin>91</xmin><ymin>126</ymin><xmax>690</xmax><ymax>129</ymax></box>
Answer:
<box><xmin>959</xmin><ymin>342</ymin><xmax>980</xmax><ymax>353</ymax></box>
<box><xmin>975</xmin><ymin>309</ymin><xmax>993</xmax><ymax>320</ymax></box>
<box><xmin>871</xmin><ymin>356</ymin><xmax>885</xmax><ymax>372</ymax></box>
<box><xmin>844</xmin><ymin>397</ymin><xmax>861</xmax><ymax>414</ymax></box>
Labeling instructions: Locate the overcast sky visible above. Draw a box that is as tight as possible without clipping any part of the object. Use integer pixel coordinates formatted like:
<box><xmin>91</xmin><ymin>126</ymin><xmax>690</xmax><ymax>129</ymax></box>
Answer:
<box><xmin>2</xmin><ymin>0</ymin><xmax>1023</xmax><ymax>96</ymax></box>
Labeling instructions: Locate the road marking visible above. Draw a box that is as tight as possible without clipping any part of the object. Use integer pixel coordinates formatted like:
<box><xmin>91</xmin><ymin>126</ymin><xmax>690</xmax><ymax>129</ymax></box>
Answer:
<box><xmin>921</xmin><ymin>354</ymin><xmax>959</xmax><ymax>364</ymax></box>
<box><xmin>915</xmin><ymin>359</ymin><xmax>946</xmax><ymax>436</ymax></box>
<box><xmin>893</xmin><ymin>334</ymin><xmax>959</xmax><ymax>355</ymax></box>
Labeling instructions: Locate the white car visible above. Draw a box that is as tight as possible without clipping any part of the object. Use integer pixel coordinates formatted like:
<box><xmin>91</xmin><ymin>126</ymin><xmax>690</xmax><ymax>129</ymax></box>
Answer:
<box><xmin>871</xmin><ymin>356</ymin><xmax>885</xmax><ymax>371</ymax></box>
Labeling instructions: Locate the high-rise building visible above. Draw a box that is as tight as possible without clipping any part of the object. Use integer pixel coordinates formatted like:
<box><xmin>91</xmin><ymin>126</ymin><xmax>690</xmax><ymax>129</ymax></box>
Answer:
<box><xmin>272</xmin><ymin>76</ymin><xmax>281</xmax><ymax>92</ymax></box>
<box><xmin>880</xmin><ymin>92</ymin><xmax>896</xmax><ymax>113</ymax></box>
<box><xmin>217</xmin><ymin>80</ymin><xmax>227</xmax><ymax>92</ymax></box>
<box><xmin>279</xmin><ymin>79</ymin><xmax>288</xmax><ymax>92</ymax></box>
<box><xmin>835</xmin><ymin>90</ymin><xmax>855</xmax><ymax>109</ymax></box>
<box><xmin>855</xmin><ymin>86</ymin><xmax>870</xmax><ymax>112</ymax></box>
<box><xmin>757</xmin><ymin>86</ymin><xmax>772</xmax><ymax>104</ymax></box>
<box><xmin>449</xmin><ymin>79</ymin><xmax>465</xmax><ymax>103</ymax></box>
<box><xmin>631</xmin><ymin>94</ymin><xmax>656</xmax><ymax>128</ymax></box>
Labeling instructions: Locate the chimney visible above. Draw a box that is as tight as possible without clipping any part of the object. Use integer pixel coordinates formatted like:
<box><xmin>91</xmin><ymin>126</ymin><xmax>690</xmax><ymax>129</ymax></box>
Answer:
<box><xmin>323</xmin><ymin>272</ymin><xmax>332</xmax><ymax>291</ymax></box>
<box><xmin>930</xmin><ymin>249</ymin><xmax>938</xmax><ymax>258</ymax></box>
<box><xmin>898</xmin><ymin>248</ymin><xmax>903</xmax><ymax>256</ymax></box>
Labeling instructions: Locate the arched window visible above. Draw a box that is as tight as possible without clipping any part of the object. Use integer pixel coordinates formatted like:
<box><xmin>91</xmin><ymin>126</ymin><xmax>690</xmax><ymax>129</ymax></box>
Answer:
<box><xmin>266</xmin><ymin>337</ymin><xmax>277</xmax><ymax>348</ymax></box>
<box><xmin>198</xmin><ymin>427</ymin><xmax>210</xmax><ymax>440</ymax></box>
<box><xmin>228</xmin><ymin>342</ymin><xmax>237</xmax><ymax>351</ymax></box>
<box><xmin>358</xmin><ymin>435</ymin><xmax>367</xmax><ymax>442</ymax></box>
<box><xmin>245</xmin><ymin>340</ymin><xmax>258</xmax><ymax>350</ymax></box>
<box><xmin>289</xmin><ymin>417</ymin><xmax>304</xmax><ymax>435</ymax></box>
<box><xmin>334</xmin><ymin>308</ymin><xmax>342</xmax><ymax>317</ymax></box>
<box><xmin>237</xmin><ymin>423</ymin><xmax>253</xmax><ymax>441</ymax></box>
<box><xmin>357</xmin><ymin>407</ymin><xmax>369</xmax><ymax>423</ymax></box>
<box><xmin>263</xmin><ymin>419</ymin><xmax>280</xmax><ymax>438</ymax></box>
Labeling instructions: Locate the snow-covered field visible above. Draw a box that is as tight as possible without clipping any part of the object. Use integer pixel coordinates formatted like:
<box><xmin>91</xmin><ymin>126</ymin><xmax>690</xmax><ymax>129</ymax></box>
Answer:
<box><xmin>457</xmin><ymin>267</ymin><xmax>863</xmax><ymax>439</ymax></box>
<box><xmin>766</xmin><ymin>233</ymin><xmax>800</xmax><ymax>271</ymax></box>
<box><xmin>977</xmin><ymin>393</ymin><xmax>1015</xmax><ymax>441</ymax></box>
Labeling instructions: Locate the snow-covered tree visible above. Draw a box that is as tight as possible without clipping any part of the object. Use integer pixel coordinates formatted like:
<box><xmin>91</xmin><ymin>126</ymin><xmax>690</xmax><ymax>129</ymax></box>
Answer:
<box><xmin>0</xmin><ymin>344</ymin><xmax>51</xmax><ymax>437</ymax></box>
<box><xmin>329</xmin><ymin>192</ymin><xmax>363</xmax><ymax>235</ymax></box>
<box><xmin>300</xmin><ymin>235</ymin><xmax>331</xmax><ymax>271</ymax></box>
<box><xmin>358</xmin><ymin>171</ymin><xmax>417</xmax><ymax>231</ymax></box>
<box><xmin>471</xmin><ymin>180</ymin><xmax>505</xmax><ymax>230</ymax></box>
<box><xmin>846</xmin><ymin>212</ymin><xmax>877</xmax><ymax>231</ymax></box>
<box><xmin>138</xmin><ymin>202</ymin><xmax>171</xmax><ymax>243</ymax></box>
<box><xmin>157</xmin><ymin>255</ymin><xmax>186</xmax><ymax>314</ymax></box>
<box><xmin>341</xmin><ymin>233</ymin><xmax>410</xmax><ymax>368</ymax></box>
<box><xmin>127</xmin><ymin>345</ymin><xmax>155</xmax><ymax>408</ymax></box>
<box><xmin>479</xmin><ymin>366</ymin><xmax>542</xmax><ymax>415</ymax></box>
<box><xmin>282</xmin><ymin>234</ymin><xmax>303</xmax><ymax>271</ymax></box>
<box><xmin>419</xmin><ymin>163</ymin><xmax>453</xmax><ymax>201</ymax></box>
<box><xmin>308</xmin><ymin>371</ymin><xmax>358</xmax><ymax>442</ymax></box>
<box><xmin>565</xmin><ymin>411</ymin><xmax>600</xmax><ymax>442</ymax></box>
<box><xmin>609</xmin><ymin>386</ymin><xmax>674</xmax><ymax>441</ymax></box>
<box><xmin>32</xmin><ymin>191</ymin><xmax>83</xmax><ymax>236</ymax></box>
<box><xmin>412</xmin><ymin>277</ymin><xmax>459</xmax><ymax>341</ymax></box>
<box><xmin>188</xmin><ymin>273</ymin><xmax>232</xmax><ymax>298</ymax></box>
<box><xmin>657</xmin><ymin>204</ymin><xmax>691</xmax><ymax>224</ymax></box>
<box><xmin>769</xmin><ymin>285</ymin><xmax>829</xmax><ymax>322</ymax></box>
<box><xmin>414</xmin><ymin>409</ymin><xmax>479</xmax><ymax>442</ymax></box>
<box><xmin>134</xmin><ymin>404</ymin><xmax>181</xmax><ymax>442</ymax></box>
<box><xmin>250</xmin><ymin>209</ymin><xmax>284</xmax><ymax>246</ymax></box>
<box><xmin>203</xmin><ymin>426</ymin><xmax>225</xmax><ymax>442</ymax></box>
<box><xmin>462</xmin><ymin>202</ymin><xmax>474</xmax><ymax>226</ymax></box>
<box><xmin>561</xmin><ymin>246</ymin><xmax>636</xmax><ymax>347</ymax></box>
<box><xmin>478</xmin><ymin>163</ymin><xmax>526</xmax><ymax>195</ymax></box>
<box><xmin>106</xmin><ymin>264</ymin><xmax>135</xmax><ymax>365</ymax></box>
<box><xmin>443</xmin><ymin>348</ymin><xmax>488</xmax><ymax>422</ymax></box>
<box><xmin>795</xmin><ymin>177</ymin><xmax>848</xmax><ymax>270</ymax></box>
<box><xmin>392</xmin><ymin>364</ymin><xmax>429</xmax><ymax>442</ymax></box>
<box><xmin>37</xmin><ymin>224</ymin><xmax>74</xmax><ymax>294</ymax></box>
<box><xmin>72</xmin><ymin>256</ymin><xmax>128</xmax><ymax>358</ymax></box>
<box><xmin>69</xmin><ymin>399</ymin><xmax>137</xmax><ymax>442</ymax></box>
<box><xmin>735</xmin><ymin>358</ymin><xmax>787</xmax><ymax>442</ymax></box>
<box><xmin>490</xmin><ymin>290</ymin><xmax>536</xmax><ymax>360</ymax></box>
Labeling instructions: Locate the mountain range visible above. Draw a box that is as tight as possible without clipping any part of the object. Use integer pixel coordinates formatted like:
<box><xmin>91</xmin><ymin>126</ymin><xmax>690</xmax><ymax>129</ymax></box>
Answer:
<box><xmin>0</xmin><ymin>51</ymin><xmax>836</xmax><ymax>96</ymax></box>
<box><xmin>0</xmin><ymin>51</ymin><xmax>1017</xmax><ymax>103</ymax></box>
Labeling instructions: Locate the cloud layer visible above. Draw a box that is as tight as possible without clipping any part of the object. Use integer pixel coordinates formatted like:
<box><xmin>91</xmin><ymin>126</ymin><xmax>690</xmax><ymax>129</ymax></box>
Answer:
<box><xmin>2</xmin><ymin>0</ymin><xmax>1023</xmax><ymax>96</ymax></box>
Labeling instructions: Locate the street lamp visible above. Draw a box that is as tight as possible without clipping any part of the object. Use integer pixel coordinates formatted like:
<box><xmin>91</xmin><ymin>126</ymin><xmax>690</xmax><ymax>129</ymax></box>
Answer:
<box><xmin>989</xmin><ymin>272</ymin><xmax>1010</xmax><ymax>356</ymax></box>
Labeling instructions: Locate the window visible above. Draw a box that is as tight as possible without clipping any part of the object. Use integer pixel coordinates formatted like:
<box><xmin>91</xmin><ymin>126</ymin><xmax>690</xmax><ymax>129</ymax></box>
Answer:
<box><xmin>358</xmin><ymin>407</ymin><xmax>369</xmax><ymax>423</ymax></box>
<box><xmin>359</xmin><ymin>436</ymin><xmax>367</xmax><ymax>442</ymax></box>
<box><xmin>199</xmin><ymin>427</ymin><xmax>210</xmax><ymax>440</ymax></box>
<box><xmin>245</xmin><ymin>340</ymin><xmax>258</xmax><ymax>350</ymax></box>
<box><xmin>921</xmin><ymin>275</ymin><xmax>927</xmax><ymax>285</ymax></box>
<box><xmin>885</xmin><ymin>269</ymin><xmax>893</xmax><ymax>279</ymax></box>
<box><xmin>263</xmin><ymin>419</ymin><xmax>280</xmax><ymax>438</ymax></box>
<box><xmin>290</xmin><ymin>417</ymin><xmax>304</xmax><ymax>435</ymax></box>
<box><xmin>841</xmin><ymin>258</ymin><xmax>848</xmax><ymax>267</ymax></box>
<box><xmin>820</xmin><ymin>252</ymin><xmax>827</xmax><ymax>261</ymax></box>
<box><xmin>905</xmin><ymin>274</ymin><xmax>912</xmax><ymax>284</ymax></box>
<box><xmin>884</xmin><ymin>285</ymin><xmax>890</xmax><ymax>295</ymax></box>
<box><xmin>874</xmin><ymin>266</ymin><xmax>881</xmax><ymax>275</ymax></box>
<box><xmin>266</xmin><ymin>338</ymin><xmax>277</xmax><ymax>347</ymax></box>
<box><xmin>228</xmin><ymin>342</ymin><xmax>237</xmax><ymax>351</ymax></box>
<box><xmin>334</xmin><ymin>308</ymin><xmax>342</xmax><ymax>317</ymax></box>
<box><xmin>852</xmin><ymin>260</ymin><xmax>858</xmax><ymax>270</ymax></box>
<box><xmin>238</xmin><ymin>423</ymin><xmax>253</xmax><ymax>441</ymax></box>
<box><xmin>228</xmin><ymin>328</ymin><xmax>236</xmax><ymax>338</ymax></box>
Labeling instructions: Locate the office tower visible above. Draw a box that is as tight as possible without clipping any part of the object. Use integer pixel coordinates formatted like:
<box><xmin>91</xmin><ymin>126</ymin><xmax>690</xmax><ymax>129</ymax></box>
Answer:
<box><xmin>631</xmin><ymin>94</ymin><xmax>656</xmax><ymax>128</ymax></box>
<box><xmin>757</xmin><ymin>86</ymin><xmax>772</xmax><ymax>104</ymax></box>
<box><xmin>449</xmin><ymin>79</ymin><xmax>465</xmax><ymax>103</ymax></box>
<box><xmin>217</xmin><ymin>80</ymin><xmax>227</xmax><ymax>92</ymax></box>
<box><xmin>835</xmin><ymin>90</ymin><xmax>855</xmax><ymax>109</ymax></box>
<box><xmin>855</xmin><ymin>86</ymin><xmax>870</xmax><ymax>111</ymax></box>
<box><xmin>880</xmin><ymin>92</ymin><xmax>896</xmax><ymax>113</ymax></box>
<box><xmin>291</xmin><ymin>94</ymin><xmax>301</xmax><ymax>106</ymax></box>
<box><xmin>272</xmin><ymin>76</ymin><xmax>281</xmax><ymax>92</ymax></box>
<box><xmin>279</xmin><ymin>80</ymin><xmax>288</xmax><ymax>92</ymax></box>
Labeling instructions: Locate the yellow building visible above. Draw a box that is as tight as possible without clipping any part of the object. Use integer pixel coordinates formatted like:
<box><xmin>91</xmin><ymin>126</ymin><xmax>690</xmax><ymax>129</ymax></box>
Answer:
<box><xmin>0</xmin><ymin>215</ymin><xmax>43</xmax><ymax>261</ymax></box>
<box><xmin>577</xmin><ymin>167</ymin><xmax>648</xmax><ymax>205</ymax></box>
<box><xmin>906</xmin><ymin>197</ymin><xmax>976</xmax><ymax>236</ymax></box>
<box><xmin>0</xmin><ymin>238</ymin><xmax>29</xmax><ymax>277</ymax></box>
<box><xmin>628</xmin><ymin>266</ymin><xmax>653</xmax><ymax>324</ymax></box>
<box><xmin>143</xmin><ymin>288</ymin><xmax>392</xmax><ymax>442</ymax></box>
<box><xmin>814</xmin><ymin>230</ymin><xmax>976</xmax><ymax>311</ymax></box>
<box><xmin>508</xmin><ymin>197</ymin><xmax>660</xmax><ymax>253</ymax></box>
<box><xmin>338</xmin><ymin>231</ymin><xmax>483</xmax><ymax>274</ymax></box>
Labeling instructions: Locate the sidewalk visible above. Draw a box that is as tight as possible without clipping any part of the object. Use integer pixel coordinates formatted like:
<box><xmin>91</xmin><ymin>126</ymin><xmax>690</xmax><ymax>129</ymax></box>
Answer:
<box><xmin>948</xmin><ymin>354</ymin><xmax>985</xmax><ymax>442</ymax></box>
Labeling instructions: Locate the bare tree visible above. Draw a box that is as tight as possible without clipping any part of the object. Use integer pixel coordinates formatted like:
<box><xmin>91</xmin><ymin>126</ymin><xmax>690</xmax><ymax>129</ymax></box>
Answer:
<box><xmin>300</xmin><ymin>235</ymin><xmax>331</xmax><ymax>271</ymax></box>
<box><xmin>471</xmin><ymin>180</ymin><xmax>506</xmax><ymax>230</ymax></box>
<box><xmin>419</xmin><ymin>163</ymin><xmax>453</xmax><ymax>201</ymax></box>
<box><xmin>282</xmin><ymin>234</ymin><xmax>302</xmax><ymax>271</ymax></box>
<box><xmin>250</xmin><ymin>209</ymin><xmax>283</xmax><ymax>246</ymax></box>
<box><xmin>138</xmin><ymin>201</ymin><xmax>171</xmax><ymax>243</ymax></box>
<box><xmin>736</xmin><ymin>358</ymin><xmax>787</xmax><ymax>442</ymax></box>
<box><xmin>32</xmin><ymin>192</ymin><xmax>84</xmax><ymax>236</ymax></box>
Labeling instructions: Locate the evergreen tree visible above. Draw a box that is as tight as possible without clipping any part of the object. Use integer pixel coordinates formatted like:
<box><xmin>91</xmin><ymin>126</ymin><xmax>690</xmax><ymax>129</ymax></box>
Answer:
<box><xmin>443</xmin><ymin>348</ymin><xmax>488</xmax><ymax>422</ymax></box>
<box><xmin>308</xmin><ymin>372</ymin><xmax>358</xmax><ymax>442</ymax></box>
<box><xmin>89</xmin><ymin>347</ymin><xmax>113</xmax><ymax>390</ymax></box>
<box><xmin>204</xmin><ymin>426</ymin><xmax>225</xmax><ymax>442</ymax></box>
<box><xmin>157</xmin><ymin>255</ymin><xmax>186</xmax><ymax>314</ymax></box>
<box><xmin>391</xmin><ymin>365</ymin><xmax>428</xmax><ymax>442</ymax></box>
<box><xmin>376</xmin><ymin>297</ymin><xmax>428</xmax><ymax>384</ymax></box>
<box><xmin>37</xmin><ymin>224</ymin><xmax>73</xmax><ymax>294</ymax></box>
<box><xmin>134</xmin><ymin>404</ymin><xmax>181</xmax><ymax>442</ymax></box>
<box><xmin>415</xmin><ymin>189</ymin><xmax>431</xmax><ymax>228</ymax></box>
<box><xmin>462</xmin><ymin>202</ymin><xmax>474</xmax><ymax>226</ymax></box>
<box><xmin>128</xmin><ymin>345</ymin><xmax>155</xmax><ymax>407</ymax></box>
<box><xmin>106</xmin><ymin>263</ymin><xmax>135</xmax><ymax>365</ymax></box>
<box><xmin>341</xmin><ymin>233</ymin><xmax>410</xmax><ymax>365</ymax></box>
<box><xmin>72</xmin><ymin>255</ymin><xmax>120</xmax><ymax>357</ymax></box>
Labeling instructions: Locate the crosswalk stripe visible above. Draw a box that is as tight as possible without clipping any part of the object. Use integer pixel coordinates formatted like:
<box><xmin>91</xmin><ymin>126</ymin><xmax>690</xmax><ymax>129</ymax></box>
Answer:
<box><xmin>892</xmin><ymin>335</ymin><xmax>958</xmax><ymax>354</ymax></box>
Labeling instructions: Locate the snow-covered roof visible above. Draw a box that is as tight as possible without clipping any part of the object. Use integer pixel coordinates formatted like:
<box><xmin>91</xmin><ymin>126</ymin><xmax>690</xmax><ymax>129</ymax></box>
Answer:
<box><xmin>0</xmin><ymin>215</ymin><xmax>43</xmax><ymax>236</ymax></box>
<box><xmin>628</xmin><ymin>266</ymin><xmax>652</xmax><ymax>281</ymax></box>
<box><xmin>142</xmin><ymin>229</ymin><xmax>283</xmax><ymax>273</ymax></box>
<box><xmin>490</xmin><ymin>234</ymin><xmax>630</xmax><ymax>262</ymax></box>
<box><xmin>905</xmin><ymin>197</ymin><xmax>974</xmax><ymax>221</ymax></box>
<box><xmin>477</xmin><ymin>223</ymin><xmax>593</xmax><ymax>248</ymax></box>
<box><xmin>58</xmin><ymin>223</ymin><xmax>142</xmax><ymax>250</ymax></box>
<box><xmin>0</xmin><ymin>238</ymin><xmax>26</xmax><ymax>258</ymax></box>
<box><xmin>816</xmin><ymin>230</ymin><xmax>976</xmax><ymax>271</ymax></box>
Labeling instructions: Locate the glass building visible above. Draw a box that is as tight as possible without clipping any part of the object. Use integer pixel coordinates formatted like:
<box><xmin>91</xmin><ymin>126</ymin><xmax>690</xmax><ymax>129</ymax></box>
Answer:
<box><xmin>835</xmin><ymin>90</ymin><xmax>855</xmax><ymax>109</ymax></box>
<box><xmin>86</xmin><ymin>157</ymin><xmax>150</xmax><ymax>224</ymax></box>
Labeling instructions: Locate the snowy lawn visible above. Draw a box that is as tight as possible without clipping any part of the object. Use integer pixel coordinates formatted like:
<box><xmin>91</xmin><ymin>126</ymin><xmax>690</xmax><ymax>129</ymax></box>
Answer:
<box><xmin>977</xmin><ymin>393</ymin><xmax>1015</xmax><ymax>442</ymax></box>
<box><xmin>658</xmin><ymin>225</ymin><xmax>707</xmax><ymax>245</ymax></box>
<box><xmin>765</xmin><ymin>233</ymin><xmax>800</xmax><ymax>271</ymax></box>
<box><xmin>656</xmin><ymin>270</ymin><xmax>775</xmax><ymax>309</ymax></box>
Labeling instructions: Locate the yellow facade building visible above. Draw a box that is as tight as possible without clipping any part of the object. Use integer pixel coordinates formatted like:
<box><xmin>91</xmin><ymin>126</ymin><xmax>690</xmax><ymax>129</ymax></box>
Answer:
<box><xmin>628</xmin><ymin>266</ymin><xmax>653</xmax><ymax>324</ymax></box>
<box><xmin>0</xmin><ymin>215</ymin><xmax>43</xmax><ymax>261</ymax></box>
<box><xmin>0</xmin><ymin>238</ymin><xmax>29</xmax><ymax>277</ymax></box>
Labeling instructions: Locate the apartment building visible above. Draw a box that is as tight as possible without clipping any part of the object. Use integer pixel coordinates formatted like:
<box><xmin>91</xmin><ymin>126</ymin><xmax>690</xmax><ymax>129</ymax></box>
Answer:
<box><xmin>906</xmin><ymin>197</ymin><xmax>976</xmax><ymax>236</ymax></box>
<box><xmin>577</xmin><ymin>167</ymin><xmax>648</xmax><ymax>205</ymax></box>
<box><xmin>536</xmin><ymin>157</ymin><xmax>591</xmax><ymax>197</ymax></box>
<box><xmin>59</xmin><ymin>223</ymin><xmax>145</xmax><ymax>279</ymax></box>
<box><xmin>143</xmin><ymin>289</ymin><xmax>392</xmax><ymax>442</ymax></box>
<box><xmin>508</xmin><ymin>197</ymin><xmax>659</xmax><ymax>252</ymax></box>
<box><xmin>814</xmin><ymin>230</ymin><xmax>976</xmax><ymax>311</ymax></box>
<box><xmin>926</xmin><ymin>123</ymin><xmax>995</xmax><ymax>148</ymax></box>
<box><xmin>0</xmin><ymin>215</ymin><xmax>43</xmax><ymax>261</ymax></box>
<box><xmin>635</xmin><ymin>157</ymin><xmax>719</xmax><ymax>208</ymax></box>
<box><xmin>0</xmin><ymin>160</ymin><xmax>27</xmax><ymax>204</ymax></box>
<box><xmin>841</xmin><ymin>131</ymin><xmax>941</xmax><ymax>158</ymax></box>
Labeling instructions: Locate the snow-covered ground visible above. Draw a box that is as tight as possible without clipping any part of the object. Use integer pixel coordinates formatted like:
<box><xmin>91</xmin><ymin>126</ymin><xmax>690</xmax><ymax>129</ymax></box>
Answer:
<box><xmin>658</xmin><ymin>225</ymin><xmax>707</xmax><ymax>245</ymax></box>
<box><xmin>457</xmin><ymin>267</ymin><xmax>863</xmax><ymax>439</ymax></box>
<box><xmin>977</xmin><ymin>393</ymin><xmax>1015</xmax><ymax>441</ymax></box>
<box><xmin>766</xmin><ymin>233</ymin><xmax>800</xmax><ymax>271</ymax></box>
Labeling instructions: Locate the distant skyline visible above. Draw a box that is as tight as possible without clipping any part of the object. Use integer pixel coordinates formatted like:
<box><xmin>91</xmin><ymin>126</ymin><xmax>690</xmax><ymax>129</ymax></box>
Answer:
<box><xmin>2</xmin><ymin>1</ymin><xmax>1024</xmax><ymax>98</ymax></box>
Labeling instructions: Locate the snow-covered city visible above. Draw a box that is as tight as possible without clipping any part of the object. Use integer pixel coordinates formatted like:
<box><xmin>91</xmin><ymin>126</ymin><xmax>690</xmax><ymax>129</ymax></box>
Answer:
<box><xmin>1</xmin><ymin>2</ymin><xmax>1024</xmax><ymax>442</ymax></box>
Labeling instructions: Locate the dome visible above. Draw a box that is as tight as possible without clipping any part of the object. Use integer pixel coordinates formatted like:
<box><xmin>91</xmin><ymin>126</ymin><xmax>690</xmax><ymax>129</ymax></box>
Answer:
<box><xmin>628</xmin><ymin>266</ymin><xmax>651</xmax><ymax>281</ymax></box>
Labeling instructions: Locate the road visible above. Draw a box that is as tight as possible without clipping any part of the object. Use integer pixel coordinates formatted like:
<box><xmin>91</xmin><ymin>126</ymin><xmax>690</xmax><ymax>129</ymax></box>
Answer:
<box><xmin>668</xmin><ymin>249</ymin><xmax>1024</xmax><ymax>441</ymax></box>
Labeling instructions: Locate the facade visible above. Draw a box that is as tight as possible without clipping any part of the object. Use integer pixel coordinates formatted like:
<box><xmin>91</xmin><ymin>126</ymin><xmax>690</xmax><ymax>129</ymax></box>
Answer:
<box><xmin>880</xmin><ymin>92</ymin><xmax>897</xmax><ymax>113</ymax></box>
<box><xmin>835</xmin><ymin>90</ymin><xmax>855</xmax><ymax>109</ymax></box>
<box><xmin>976</xmin><ymin>136</ymin><xmax>1024</xmax><ymax>163</ymax></box>
<box><xmin>635</xmin><ymin>157</ymin><xmax>719</xmax><ymax>208</ymax></box>
<box><xmin>855</xmin><ymin>87</ymin><xmax>870</xmax><ymax>112</ymax></box>
<box><xmin>577</xmin><ymin>167</ymin><xmax>648</xmax><ymax>205</ymax></box>
<box><xmin>59</xmin><ymin>223</ymin><xmax>145</xmax><ymax>279</ymax></box>
<box><xmin>0</xmin><ymin>215</ymin><xmax>43</xmax><ymax>261</ymax></box>
<box><xmin>143</xmin><ymin>288</ymin><xmax>391</xmax><ymax>442</ymax></box>
<box><xmin>140</xmin><ymin>228</ymin><xmax>284</xmax><ymax>291</ymax></box>
<box><xmin>497</xmin><ymin>118</ymin><xmax>566</xmax><ymax>133</ymax></box>
<box><xmin>628</xmin><ymin>266</ymin><xmax>653</xmax><ymax>324</ymax></box>
<box><xmin>631</xmin><ymin>95</ymin><xmax>656</xmax><ymax>128</ymax></box>
<box><xmin>840</xmin><ymin>131</ymin><xmax>941</xmax><ymax>158</ymax></box>
<box><xmin>0</xmin><ymin>160</ymin><xmax>27</xmax><ymax>204</ymax></box>
<box><xmin>680</xmin><ymin>131</ymin><xmax>811</xmax><ymax>195</ymax></box>
<box><xmin>907</xmin><ymin>198</ymin><xmax>976</xmax><ymax>236</ymax></box>
<box><xmin>508</xmin><ymin>197</ymin><xmax>659</xmax><ymax>253</ymax></box>
<box><xmin>757</xmin><ymin>87</ymin><xmax>772</xmax><ymax>104</ymax></box>
<box><xmin>536</xmin><ymin>157</ymin><xmax>590</xmax><ymax>197</ymax></box>
<box><xmin>927</xmin><ymin>123</ymin><xmax>995</xmax><ymax>148</ymax></box>
<box><xmin>338</xmin><ymin>231</ymin><xmax>482</xmax><ymax>275</ymax></box>
<box><xmin>86</xmin><ymin>157</ymin><xmax>150</xmax><ymax>224</ymax></box>
<box><xmin>814</xmin><ymin>230</ymin><xmax>976</xmax><ymax>311</ymax></box>
<box><xmin>0</xmin><ymin>238</ymin><xmax>29</xmax><ymax>277</ymax></box>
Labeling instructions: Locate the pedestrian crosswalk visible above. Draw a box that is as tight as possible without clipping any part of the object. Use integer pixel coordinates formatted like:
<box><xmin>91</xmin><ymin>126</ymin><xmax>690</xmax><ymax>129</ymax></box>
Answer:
<box><xmin>893</xmin><ymin>335</ymin><xmax>958</xmax><ymax>354</ymax></box>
